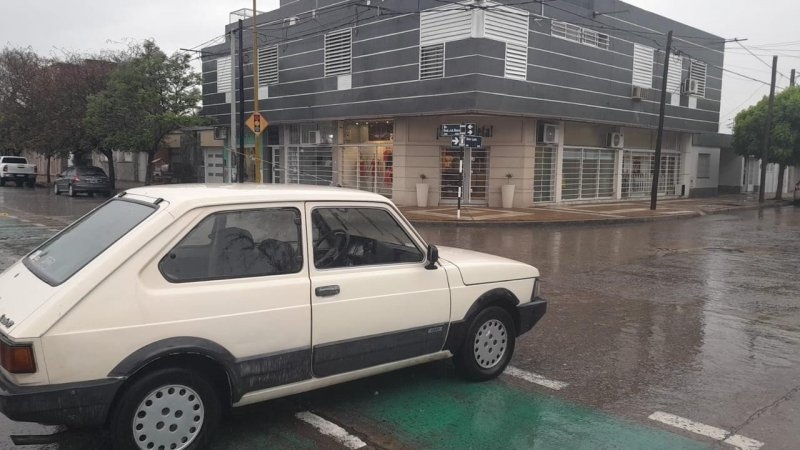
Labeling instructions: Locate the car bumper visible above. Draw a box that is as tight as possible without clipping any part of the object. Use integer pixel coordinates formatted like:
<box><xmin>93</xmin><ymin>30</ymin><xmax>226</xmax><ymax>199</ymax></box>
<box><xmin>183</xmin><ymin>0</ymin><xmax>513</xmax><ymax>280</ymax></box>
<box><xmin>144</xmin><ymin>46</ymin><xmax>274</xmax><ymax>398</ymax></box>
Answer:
<box><xmin>72</xmin><ymin>183</ymin><xmax>111</xmax><ymax>193</ymax></box>
<box><xmin>0</xmin><ymin>373</ymin><xmax>122</xmax><ymax>428</ymax></box>
<box><xmin>516</xmin><ymin>297</ymin><xmax>547</xmax><ymax>336</ymax></box>
<box><xmin>0</xmin><ymin>174</ymin><xmax>35</xmax><ymax>180</ymax></box>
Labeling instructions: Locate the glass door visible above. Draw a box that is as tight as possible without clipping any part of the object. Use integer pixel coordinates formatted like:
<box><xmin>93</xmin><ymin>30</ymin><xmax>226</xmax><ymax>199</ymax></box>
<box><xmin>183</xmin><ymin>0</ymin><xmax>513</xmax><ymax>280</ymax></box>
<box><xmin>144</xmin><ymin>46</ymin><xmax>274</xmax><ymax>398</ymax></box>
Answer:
<box><xmin>440</xmin><ymin>146</ymin><xmax>489</xmax><ymax>204</ymax></box>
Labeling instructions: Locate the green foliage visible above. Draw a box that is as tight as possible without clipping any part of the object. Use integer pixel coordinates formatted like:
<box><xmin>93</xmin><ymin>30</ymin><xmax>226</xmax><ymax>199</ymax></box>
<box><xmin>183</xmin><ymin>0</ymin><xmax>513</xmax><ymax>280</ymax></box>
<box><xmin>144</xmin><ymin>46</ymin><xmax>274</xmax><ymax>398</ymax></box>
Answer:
<box><xmin>85</xmin><ymin>40</ymin><xmax>204</xmax><ymax>183</ymax></box>
<box><xmin>732</xmin><ymin>86</ymin><xmax>800</xmax><ymax>166</ymax></box>
<box><xmin>0</xmin><ymin>48</ymin><xmax>42</xmax><ymax>155</ymax></box>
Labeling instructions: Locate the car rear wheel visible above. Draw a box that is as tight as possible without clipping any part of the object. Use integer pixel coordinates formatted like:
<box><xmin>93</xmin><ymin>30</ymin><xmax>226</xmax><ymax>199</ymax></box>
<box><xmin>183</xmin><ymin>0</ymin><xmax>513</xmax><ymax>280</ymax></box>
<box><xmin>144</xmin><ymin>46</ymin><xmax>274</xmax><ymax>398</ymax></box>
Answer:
<box><xmin>455</xmin><ymin>306</ymin><xmax>516</xmax><ymax>381</ymax></box>
<box><xmin>53</xmin><ymin>183</ymin><xmax>60</xmax><ymax>195</ymax></box>
<box><xmin>0</xmin><ymin>178</ymin><xmax>4</xmax><ymax>187</ymax></box>
<box><xmin>109</xmin><ymin>367</ymin><xmax>221</xmax><ymax>450</ymax></box>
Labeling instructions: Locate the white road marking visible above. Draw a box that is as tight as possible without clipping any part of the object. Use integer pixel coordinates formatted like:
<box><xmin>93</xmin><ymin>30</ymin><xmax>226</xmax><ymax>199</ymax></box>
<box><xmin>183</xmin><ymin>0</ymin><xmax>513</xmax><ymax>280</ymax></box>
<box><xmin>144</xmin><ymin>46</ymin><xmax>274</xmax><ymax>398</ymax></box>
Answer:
<box><xmin>503</xmin><ymin>365</ymin><xmax>569</xmax><ymax>390</ymax></box>
<box><xmin>648</xmin><ymin>411</ymin><xmax>764</xmax><ymax>450</ymax></box>
<box><xmin>295</xmin><ymin>411</ymin><xmax>367</xmax><ymax>449</ymax></box>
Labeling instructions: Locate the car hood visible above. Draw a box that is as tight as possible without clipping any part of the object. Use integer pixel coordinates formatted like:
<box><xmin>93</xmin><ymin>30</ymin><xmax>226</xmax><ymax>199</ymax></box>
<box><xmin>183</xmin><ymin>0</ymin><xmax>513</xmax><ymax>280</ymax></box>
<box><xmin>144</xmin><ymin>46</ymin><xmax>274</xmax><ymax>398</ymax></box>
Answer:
<box><xmin>437</xmin><ymin>246</ymin><xmax>538</xmax><ymax>285</ymax></box>
<box><xmin>0</xmin><ymin>261</ymin><xmax>56</xmax><ymax>337</ymax></box>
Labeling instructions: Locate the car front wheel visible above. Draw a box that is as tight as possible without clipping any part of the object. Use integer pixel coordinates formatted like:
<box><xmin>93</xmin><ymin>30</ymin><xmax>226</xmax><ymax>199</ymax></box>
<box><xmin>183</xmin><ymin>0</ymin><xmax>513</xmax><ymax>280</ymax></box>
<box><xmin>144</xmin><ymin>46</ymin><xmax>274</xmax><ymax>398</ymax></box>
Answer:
<box><xmin>455</xmin><ymin>306</ymin><xmax>516</xmax><ymax>381</ymax></box>
<box><xmin>109</xmin><ymin>367</ymin><xmax>221</xmax><ymax>450</ymax></box>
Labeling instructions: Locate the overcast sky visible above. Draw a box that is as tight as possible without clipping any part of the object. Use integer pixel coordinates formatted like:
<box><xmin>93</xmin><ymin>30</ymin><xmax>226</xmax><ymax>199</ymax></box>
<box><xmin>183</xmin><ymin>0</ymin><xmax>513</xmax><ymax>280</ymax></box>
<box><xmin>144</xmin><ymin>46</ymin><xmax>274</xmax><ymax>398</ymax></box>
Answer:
<box><xmin>2</xmin><ymin>0</ymin><xmax>799</xmax><ymax>133</ymax></box>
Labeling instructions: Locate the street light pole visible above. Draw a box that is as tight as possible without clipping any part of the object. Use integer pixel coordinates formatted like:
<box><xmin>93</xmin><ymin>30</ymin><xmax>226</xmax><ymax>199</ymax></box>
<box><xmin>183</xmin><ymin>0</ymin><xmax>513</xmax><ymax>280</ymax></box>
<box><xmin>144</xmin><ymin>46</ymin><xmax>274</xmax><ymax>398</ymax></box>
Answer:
<box><xmin>650</xmin><ymin>30</ymin><xmax>672</xmax><ymax>210</ymax></box>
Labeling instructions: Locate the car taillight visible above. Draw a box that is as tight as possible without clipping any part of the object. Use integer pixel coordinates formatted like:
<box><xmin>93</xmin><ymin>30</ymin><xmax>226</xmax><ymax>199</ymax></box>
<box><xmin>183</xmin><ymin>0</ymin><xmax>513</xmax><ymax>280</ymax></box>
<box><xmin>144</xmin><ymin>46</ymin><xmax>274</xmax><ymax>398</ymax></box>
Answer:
<box><xmin>2</xmin><ymin>166</ymin><xmax>7</xmax><ymax>172</ymax></box>
<box><xmin>0</xmin><ymin>340</ymin><xmax>36</xmax><ymax>374</ymax></box>
<box><xmin>72</xmin><ymin>176</ymin><xmax>80</xmax><ymax>182</ymax></box>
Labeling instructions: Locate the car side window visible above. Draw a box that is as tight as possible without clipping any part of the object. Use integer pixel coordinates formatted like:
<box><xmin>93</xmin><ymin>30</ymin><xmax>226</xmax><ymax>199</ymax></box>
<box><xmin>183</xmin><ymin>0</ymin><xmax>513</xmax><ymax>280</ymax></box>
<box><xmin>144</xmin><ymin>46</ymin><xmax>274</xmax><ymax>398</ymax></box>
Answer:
<box><xmin>311</xmin><ymin>207</ymin><xmax>423</xmax><ymax>269</ymax></box>
<box><xmin>159</xmin><ymin>207</ymin><xmax>303</xmax><ymax>282</ymax></box>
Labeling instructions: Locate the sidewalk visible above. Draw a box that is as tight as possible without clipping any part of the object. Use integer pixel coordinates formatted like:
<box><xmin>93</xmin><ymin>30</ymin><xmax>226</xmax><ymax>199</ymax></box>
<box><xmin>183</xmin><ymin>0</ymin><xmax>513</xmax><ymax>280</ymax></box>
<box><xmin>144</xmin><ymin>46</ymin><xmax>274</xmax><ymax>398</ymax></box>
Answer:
<box><xmin>399</xmin><ymin>194</ymin><xmax>794</xmax><ymax>225</ymax></box>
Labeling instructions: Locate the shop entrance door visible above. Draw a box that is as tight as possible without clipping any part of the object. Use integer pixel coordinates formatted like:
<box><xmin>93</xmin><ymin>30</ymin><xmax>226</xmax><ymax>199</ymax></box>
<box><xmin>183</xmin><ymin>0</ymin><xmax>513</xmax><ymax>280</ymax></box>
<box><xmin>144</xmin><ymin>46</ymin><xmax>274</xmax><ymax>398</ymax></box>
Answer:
<box><xmin>440</xmin><ymin>146</ymin><xmax>489</xmax><ymax>204</ymax></box>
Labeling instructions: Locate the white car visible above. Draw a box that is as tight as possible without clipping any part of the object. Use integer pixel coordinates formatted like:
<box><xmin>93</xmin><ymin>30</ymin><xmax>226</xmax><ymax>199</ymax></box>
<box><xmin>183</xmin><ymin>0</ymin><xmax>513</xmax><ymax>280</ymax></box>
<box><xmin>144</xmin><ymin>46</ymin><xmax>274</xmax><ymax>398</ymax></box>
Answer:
<box><xmin>0</xmin><ymin>184</ymin><xmax>546</xmax><ymax>449</ymax></box>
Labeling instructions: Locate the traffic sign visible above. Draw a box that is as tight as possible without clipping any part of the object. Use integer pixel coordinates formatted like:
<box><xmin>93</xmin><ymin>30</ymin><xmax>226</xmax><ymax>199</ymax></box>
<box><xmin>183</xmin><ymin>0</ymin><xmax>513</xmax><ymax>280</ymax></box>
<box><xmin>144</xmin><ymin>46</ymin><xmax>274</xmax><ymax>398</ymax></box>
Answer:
<box><xmin>450</xmin><ymin>136</ymin><xmax>460</xmax><ymax>146</ymax></box>
<box><xmin>441</xmin><ymin>124</ymin><xmax>462</xmax><ymax>136</ymax></box>
<box><xmin>464</xmin><ymin>123</ymin><xmax>477</xmax><ymax>135</ymax></box>
<box><xmin>464</xmin><ymin>135</ymin><xmax>482</xmax><ymax>148</ymax></box>
<box><xmin>245</xmin><ymin>112</ymin><xmax>268</xmax><ymax>136</ymax></box>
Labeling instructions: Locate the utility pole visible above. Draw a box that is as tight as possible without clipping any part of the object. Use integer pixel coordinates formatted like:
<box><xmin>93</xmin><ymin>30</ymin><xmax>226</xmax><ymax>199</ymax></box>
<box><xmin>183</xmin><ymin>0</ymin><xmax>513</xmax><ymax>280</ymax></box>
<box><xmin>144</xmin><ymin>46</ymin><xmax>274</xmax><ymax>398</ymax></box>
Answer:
<box><xmin>758</xmin><ymin>55</ymin><xmax>778</xmax><ymax>203</ymax></box>
<box><xmin>228</xmin><ymin>29</ymin><xmax>237</xmax><ymax>183</ymax></box>
<box><xmin>650</xmin><ymin>30</ymin><xmax>672</xmax><ymax>210</ymax></box>
<box><xmin>791</xmin><ymin>69</ymin><xmax>796</xmax><ymax>87</ymax></box>
<box><xmin>238</xmin><ymin>19</ymin><xmax>245</xmax><ymax>183</ymax></box>
<box><xmin>252</xmin><ymin>0</ymin><xmax>262</xmax><ymax>183</ymax></box>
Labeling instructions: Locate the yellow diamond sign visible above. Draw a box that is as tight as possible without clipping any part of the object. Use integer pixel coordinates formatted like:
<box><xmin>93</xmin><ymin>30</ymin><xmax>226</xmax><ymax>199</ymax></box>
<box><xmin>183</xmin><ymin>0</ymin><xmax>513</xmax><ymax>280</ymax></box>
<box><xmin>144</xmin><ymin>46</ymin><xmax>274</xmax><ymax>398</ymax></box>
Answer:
<box><xmin>245</xmin><ymin>112</ymin><xmax>268</xmax><ymax>136</ymax></box>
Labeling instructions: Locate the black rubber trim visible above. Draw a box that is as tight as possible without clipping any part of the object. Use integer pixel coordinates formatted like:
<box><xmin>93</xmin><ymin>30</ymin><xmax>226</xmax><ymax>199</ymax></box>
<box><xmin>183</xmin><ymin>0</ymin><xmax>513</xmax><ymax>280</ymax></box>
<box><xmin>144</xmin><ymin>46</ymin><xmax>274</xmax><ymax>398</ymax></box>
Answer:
<box><xmin>313</xmin><ymin>323</ymin><xmax>448</xmax><ymax>377</ymax></box>
<box><xmin>0</xmin><ymin>373</ymin><xmax>122</xmax><ymax>428</ymax></box>
<box><xmin>517</xmin><ymin>298</ymin><xmax>547</xmax><ymax>336</ymax></box>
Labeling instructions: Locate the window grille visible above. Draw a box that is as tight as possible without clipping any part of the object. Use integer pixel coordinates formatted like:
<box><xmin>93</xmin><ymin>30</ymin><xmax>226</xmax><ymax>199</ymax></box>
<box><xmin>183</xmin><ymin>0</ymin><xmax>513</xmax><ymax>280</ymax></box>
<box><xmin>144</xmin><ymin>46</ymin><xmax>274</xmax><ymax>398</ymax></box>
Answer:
<box><xmin>551</xmin><ymin>20</ymin><xmax>582</xmax><ymax>43</ymax></box>
<box><xmin>420</xmin><ymin>44</ymin><xmax>445</xmax><ymax>79</ymax></box>
<box><xmin>286</xmin><ymin>147</ymin><xmax>333</xmax><ymax>186</ymax></box>
<box><xmin>622</xmin><ymin>151</ymin><xmax>681</xmax><ymax>198</ymax></box>
<box><xmin>533</xmin><ymin>146</ymin><xmax>556</xmax><ymax>202</ymax></box>
<box><xmin>339</xmin><ymin>146</ymin><xmax>393</xmax><ymax>197</ymax></box>
<box><xmin>632</xmin><ymin>44</ymin><xmax>655</xmax><ymax>88</ymax></box>
<box><xmin>561</xmin><ymin>148</ymin><xmax>616</xmax><ymax>200</ymax></box>
<box><xmin>689</xmin><ymin>59</ymin><xmax>707</xmax><ymax>97</ymax></box>
<box><xmin>258</xmin><ymin>46</ymin><xmax>278</xmax><ymax>86</ymax></box>
<box><xmin>582</xmin><ymin>29</ymin><xmax>610</xmax><ymax>50</ymax></box>
<box><xmin>216</xmin><ymin>56</ymin><xmax>232</xmax><ymax>93</ymax></box>
<box><xmin>325</xmin><ymin>28</ymin><xmax>352</xmax><ymax>76</ymax></box>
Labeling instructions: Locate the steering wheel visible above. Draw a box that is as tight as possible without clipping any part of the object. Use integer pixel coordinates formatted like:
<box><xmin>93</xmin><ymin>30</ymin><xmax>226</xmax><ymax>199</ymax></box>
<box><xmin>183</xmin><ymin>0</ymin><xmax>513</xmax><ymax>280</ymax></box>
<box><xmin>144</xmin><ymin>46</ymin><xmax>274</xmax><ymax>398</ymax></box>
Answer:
<box><xmin>314</xmin><ymin>229</ymin><xmax>350</xmax><ymax>267</ymax></box>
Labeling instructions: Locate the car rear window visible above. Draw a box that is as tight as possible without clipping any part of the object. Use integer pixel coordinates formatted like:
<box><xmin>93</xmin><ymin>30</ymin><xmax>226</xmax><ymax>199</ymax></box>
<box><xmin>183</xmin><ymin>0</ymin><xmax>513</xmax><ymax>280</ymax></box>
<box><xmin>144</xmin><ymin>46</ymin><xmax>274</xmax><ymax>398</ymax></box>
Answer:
<box><xmin>24</xmin><ymin>199</ymin><xmax>156</xmax><ymax>286</ymax></box>
<box><xmin>77</xmin><ymin>167</ymin><xmax>107</xmax><ymax>176</ymax></box>
<box><xmin>2</xmin><ymin>157</ymin><xmax>27</xmax><ymax>164</ymax></box>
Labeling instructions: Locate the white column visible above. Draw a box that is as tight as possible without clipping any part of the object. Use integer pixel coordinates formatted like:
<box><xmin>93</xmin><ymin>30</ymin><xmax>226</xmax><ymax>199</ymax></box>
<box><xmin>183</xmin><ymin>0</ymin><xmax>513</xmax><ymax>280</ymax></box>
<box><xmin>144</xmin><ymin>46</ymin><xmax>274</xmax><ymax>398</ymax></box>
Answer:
<box><xmin>615</xmin><ymin>148</ymin><xmax>624</xmax><ymax>200</ymax></box>
<box><xmin>554</xmin><ymin>121</ymin><xmax>565</xmax><ymax>203</ymax></box>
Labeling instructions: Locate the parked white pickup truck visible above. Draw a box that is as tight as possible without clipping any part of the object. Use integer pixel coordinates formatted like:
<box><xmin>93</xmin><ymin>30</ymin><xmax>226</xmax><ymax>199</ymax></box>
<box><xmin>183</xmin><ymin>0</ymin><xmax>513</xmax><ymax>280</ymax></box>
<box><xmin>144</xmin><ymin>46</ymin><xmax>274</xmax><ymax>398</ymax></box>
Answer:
<box><xmin>0</xmin><ymin>156</ymin><xmax>37</xmax><ymax>187</ymax></box>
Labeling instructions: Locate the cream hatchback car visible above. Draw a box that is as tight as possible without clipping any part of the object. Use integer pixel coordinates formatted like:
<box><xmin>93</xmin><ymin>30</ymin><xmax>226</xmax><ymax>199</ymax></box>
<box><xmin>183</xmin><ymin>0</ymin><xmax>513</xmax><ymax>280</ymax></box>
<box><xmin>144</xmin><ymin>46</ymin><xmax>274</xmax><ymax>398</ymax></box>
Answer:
<box><xmin>0</xmin><ymin>184</ymin><xmax>546</xmax><ymax>449</ymax></box>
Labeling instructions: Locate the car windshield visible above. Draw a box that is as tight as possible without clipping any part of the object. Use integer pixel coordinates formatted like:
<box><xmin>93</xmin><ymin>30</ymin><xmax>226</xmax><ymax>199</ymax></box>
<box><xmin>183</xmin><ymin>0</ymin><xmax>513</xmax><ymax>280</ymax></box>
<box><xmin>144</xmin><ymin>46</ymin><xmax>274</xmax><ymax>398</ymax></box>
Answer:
<box><xmin>23</xmin><ymin>199</ymin><xmax>156</xmax><ymax>286</ymax></box>
<box><xmin>76</xmin><ymin>167</ymin><xmax>107</xmax><ymax>176</ymax></box>
<box><xmin>2</xmin><ymin>157</ymin><xmax>26</xmax><ymax>164</ymax></box>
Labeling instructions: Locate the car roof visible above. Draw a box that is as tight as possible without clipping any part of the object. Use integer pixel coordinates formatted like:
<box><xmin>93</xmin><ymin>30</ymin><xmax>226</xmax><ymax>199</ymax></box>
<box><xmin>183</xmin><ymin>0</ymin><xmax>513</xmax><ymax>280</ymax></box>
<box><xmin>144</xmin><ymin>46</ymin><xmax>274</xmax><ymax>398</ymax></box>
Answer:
<box><xmin>124</xmin><ymin>183</ymin><xmax>393</xmax><ymax>209</ymax></box>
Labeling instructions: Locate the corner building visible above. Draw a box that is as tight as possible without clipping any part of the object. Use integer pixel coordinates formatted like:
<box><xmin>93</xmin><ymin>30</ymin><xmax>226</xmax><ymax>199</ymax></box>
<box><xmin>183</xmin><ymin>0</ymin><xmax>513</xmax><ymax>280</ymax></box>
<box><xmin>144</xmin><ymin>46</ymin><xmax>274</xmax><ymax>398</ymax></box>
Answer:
<box><xmin>200</xmin><ymin>0</ymin><xmax>725</xmax><ymax>206</ymax></box>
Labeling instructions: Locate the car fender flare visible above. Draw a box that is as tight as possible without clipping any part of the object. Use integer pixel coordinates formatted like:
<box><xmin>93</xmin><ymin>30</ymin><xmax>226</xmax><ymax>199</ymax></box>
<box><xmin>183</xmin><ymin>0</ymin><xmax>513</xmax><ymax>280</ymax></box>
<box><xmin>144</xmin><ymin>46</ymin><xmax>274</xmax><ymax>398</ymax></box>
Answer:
<box><xmin>444</xmin><ymin>288</ymin><xmax>520</xmax><ymax>353</ymax></box>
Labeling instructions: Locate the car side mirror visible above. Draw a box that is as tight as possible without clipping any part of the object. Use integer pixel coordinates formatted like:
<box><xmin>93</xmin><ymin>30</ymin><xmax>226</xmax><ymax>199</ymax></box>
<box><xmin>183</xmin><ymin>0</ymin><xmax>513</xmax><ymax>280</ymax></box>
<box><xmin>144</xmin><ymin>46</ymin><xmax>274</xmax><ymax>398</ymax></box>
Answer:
<box><xmin>425</xmin><ymin>244</ymin><xmax>439</xmax><ymax>270</ymax></box>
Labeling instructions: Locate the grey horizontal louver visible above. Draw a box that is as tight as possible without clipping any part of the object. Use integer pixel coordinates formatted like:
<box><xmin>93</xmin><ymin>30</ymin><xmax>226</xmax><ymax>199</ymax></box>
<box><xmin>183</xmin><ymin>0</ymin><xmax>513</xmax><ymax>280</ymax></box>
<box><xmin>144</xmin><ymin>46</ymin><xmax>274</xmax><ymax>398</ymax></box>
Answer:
<box><xmin>216</xmin><ymin>56</ymin><xmax>231</xmax><ymax>93</ymax></box>
<box><xmin>325</xmin><ymin>28</ymin><xmax>352</xmax><ymax>76</ymax></box>
<box><xmin>666</xmin><ymin>54</ymin><xmax>683</xmax><ymax>94</ymax></box>
<box><xmin>420</xmin><ymin>4</ymin><xmax>472</xmax><ymax>46</ymax></box>
<box><xmin>258</xmin><ymin>46</ymin><xmax>278</xmax><ymax>86</ymax></box>
<box><xmin>505</xmin><ymin>44</ymin><xmax>528</xmax><ymax>80</ymax></box>
<box><xmin>689</xmin><ymin>59</ymin><xmax>707</xmax><ymax>97</ymax></box>
<box><xmin>420</xmin><ymin>44</ymin><xmax>444</xmax><ymax>79</ymax></box>
<box><xmin>632</xmin><ymin>44</ymin><xmax>655</xmax><ymax>88</ymax></box>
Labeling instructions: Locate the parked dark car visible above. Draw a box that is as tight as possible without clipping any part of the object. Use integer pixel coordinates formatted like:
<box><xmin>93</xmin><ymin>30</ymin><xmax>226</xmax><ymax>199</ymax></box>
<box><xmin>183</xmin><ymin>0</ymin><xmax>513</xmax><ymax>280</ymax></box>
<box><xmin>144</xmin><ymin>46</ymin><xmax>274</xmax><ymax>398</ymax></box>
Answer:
<box><xmin>53</xmin><ymin>166</ymin><xmax>112</xmax><ymax>197</ymax></box>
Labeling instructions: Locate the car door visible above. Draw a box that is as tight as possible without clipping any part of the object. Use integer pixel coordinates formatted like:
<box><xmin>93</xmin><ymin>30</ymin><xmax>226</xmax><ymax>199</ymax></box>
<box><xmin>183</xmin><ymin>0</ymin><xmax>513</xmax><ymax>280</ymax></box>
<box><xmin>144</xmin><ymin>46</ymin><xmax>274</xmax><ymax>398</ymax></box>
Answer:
<box><xmin>305</xmin><ymin>202</ymin><xmax>451</xmax><ymax>377</ymax></box>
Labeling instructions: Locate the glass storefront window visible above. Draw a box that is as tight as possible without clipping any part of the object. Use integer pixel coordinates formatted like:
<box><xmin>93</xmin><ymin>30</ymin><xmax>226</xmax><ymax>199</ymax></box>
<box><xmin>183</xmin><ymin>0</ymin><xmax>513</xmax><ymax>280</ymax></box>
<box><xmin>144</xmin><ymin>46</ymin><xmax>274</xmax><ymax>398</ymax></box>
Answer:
<box><xmin>343</xmin><ymin>120</ymin><xmax>394</xmax><ymax>144</ymax></box>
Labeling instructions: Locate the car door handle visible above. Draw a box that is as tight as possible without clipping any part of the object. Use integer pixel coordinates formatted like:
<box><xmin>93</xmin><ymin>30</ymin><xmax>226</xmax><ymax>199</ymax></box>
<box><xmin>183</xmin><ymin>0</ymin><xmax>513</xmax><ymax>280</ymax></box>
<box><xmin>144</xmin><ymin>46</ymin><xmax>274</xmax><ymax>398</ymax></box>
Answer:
<box><xmin>315</xmin><ymin>285</ymin><xmax>340</xmax><ymax>297</ymax></box>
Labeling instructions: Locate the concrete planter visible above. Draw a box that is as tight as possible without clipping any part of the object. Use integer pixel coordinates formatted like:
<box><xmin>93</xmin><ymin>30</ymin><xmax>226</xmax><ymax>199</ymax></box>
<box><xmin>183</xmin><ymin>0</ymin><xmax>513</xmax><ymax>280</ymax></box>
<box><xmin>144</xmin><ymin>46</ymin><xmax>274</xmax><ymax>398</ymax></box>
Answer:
<box><xmin>416</xmin><ymin>183</ymin><xmax>430</xmax><ymax>207</ymax></box>
<box><xmin>501</xmin><ymin>184</ymin><xmax>515</xmax><ymax>209</ymax></box>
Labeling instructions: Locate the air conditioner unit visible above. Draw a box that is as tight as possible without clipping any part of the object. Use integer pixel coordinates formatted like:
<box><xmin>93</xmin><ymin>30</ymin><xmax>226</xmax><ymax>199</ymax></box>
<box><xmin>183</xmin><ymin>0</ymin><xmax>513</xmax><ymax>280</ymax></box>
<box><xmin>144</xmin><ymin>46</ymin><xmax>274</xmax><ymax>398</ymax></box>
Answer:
<box><xmin>307</xmin><ymin>130</ymin><xmax>322</xmax><ymax>144</ymax></box>
<box><xmin>606</xmin><ymin>132</ymin><xmax>624</xmax><ymax>148</ymax></box>
<box><xmin>213</xmin><ymin>126</ymin><xmax>228</xmax><ymax>140</ymax></box>
<box><xmin>682</xmin><ymin>78</ymin><xmax>699</xmax><ymax>95</ymax></box>
<box><xmin>541</xmin><ymin>124</ymin><xmax>560</xmax><ymax>144</ymax></box>
<box><xmin>631</xmin><ymin>85</ymin><xmax>645</xmax><ymax>100</ymax></box>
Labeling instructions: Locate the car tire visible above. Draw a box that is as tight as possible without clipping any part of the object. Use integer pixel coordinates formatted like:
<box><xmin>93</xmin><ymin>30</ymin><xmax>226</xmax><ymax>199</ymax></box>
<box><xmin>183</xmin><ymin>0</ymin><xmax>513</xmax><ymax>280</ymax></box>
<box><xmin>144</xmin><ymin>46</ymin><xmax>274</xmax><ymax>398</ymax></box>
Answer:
<box><xmin>0</xmin><ymin>178</ymin><xmax>4</xmax><ymax>187</ymax></box>
<box><xmin>53</xmin><ymin>183</ymin><xmax>60</xmax><ymax>195</ymax></box>
<box><xmin>68</xmin><ymin>185</ymin><xmax>76</xmax><ymax>197</ymax></box>
<box><xmin>455</xmin><ymin>306</ymin><xmax>516</xmax><ymax>381</ymax></box>
<box><xmin>109</xmin><ymin>367</ymin><xmax>221</xmax><ymax>450</ymax></box>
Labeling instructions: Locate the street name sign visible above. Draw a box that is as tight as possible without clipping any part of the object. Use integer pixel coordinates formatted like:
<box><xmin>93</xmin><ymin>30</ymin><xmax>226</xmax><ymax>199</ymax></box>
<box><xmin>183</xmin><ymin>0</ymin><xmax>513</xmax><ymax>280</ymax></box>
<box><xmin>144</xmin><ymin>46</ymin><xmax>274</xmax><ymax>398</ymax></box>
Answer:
<box><xmin>464</xmin><ymin>135</ymin><xmax>482</xmax><ymax>148</ymax></box>
<box><xmin>441</xmin><ymin>124</ymin><xmax>462</xmax><ymax>136</ymax></box>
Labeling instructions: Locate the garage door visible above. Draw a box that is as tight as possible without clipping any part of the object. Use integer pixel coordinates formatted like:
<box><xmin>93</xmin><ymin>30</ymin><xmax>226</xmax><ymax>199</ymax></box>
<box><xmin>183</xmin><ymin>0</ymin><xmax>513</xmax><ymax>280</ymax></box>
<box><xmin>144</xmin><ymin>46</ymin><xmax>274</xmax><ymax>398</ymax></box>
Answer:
<box><xmin>204</xmin><ymin>149</ymin><xmax>224</xmax><ymax>183</ymax></box>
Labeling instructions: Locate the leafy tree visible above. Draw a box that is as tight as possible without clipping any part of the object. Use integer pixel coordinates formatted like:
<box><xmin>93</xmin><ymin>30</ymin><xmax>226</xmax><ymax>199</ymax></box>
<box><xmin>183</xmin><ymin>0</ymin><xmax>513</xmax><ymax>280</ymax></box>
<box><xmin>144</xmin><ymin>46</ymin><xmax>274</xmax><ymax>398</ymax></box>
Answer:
<box><xmin>732</xmin><ymin>86</ymin><xmax>800</xmax><ymax>199</ymax></box>
<box><xmin>0</xmin><ymin>48</ymin><xmax>43</xmax><ymax>156</ymax></box>
<box><xmin>85</xmin><ymin>40</ymin><xmax>205</xmax><ymax>185</ymax></box>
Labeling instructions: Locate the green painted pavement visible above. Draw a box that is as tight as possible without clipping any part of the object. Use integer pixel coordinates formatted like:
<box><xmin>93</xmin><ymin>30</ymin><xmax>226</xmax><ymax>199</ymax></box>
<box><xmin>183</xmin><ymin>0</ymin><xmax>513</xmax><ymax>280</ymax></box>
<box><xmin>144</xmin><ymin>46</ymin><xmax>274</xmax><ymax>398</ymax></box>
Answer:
<box><xmin>325</xmin><ymin>369</ymin><xmax>708</xmax><ymax>450</ymax></box>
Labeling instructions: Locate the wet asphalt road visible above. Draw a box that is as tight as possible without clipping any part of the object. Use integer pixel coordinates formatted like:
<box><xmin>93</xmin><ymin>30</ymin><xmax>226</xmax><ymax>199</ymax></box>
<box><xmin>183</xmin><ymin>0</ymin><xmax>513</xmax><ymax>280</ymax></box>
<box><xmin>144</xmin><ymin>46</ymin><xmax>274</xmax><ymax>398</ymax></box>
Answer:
<box><xmin>0</xmin><ymin>185</ymin><xmax>799</xmax><ymax>449</ymax></box>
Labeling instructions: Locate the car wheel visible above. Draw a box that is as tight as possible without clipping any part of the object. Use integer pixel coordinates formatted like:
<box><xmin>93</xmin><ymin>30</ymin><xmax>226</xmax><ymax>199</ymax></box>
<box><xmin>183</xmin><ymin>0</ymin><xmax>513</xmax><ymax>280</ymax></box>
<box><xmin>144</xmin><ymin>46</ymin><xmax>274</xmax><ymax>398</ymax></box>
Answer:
<box><xmin>109</xmin><ymin>367</ymin><xmax>221</xmax><ymax>450</ymax></box>
<box><xmin>455</xmin><ymin>306</ymin><xmax>516</xmax><ymax>381</ymax></box>
<box><xmin>0</xmin><ymin>178</ymin><xmax>4</xmax><ymax>187</ymax></box>
<box><xmin>68</xmin><ymin>185</ymin><xmax>76</xmax><ymax>197</ymax></box>
<box><xmin>53</xmin><ymin>183</ymin><xmax>60</xmax><ymax>195</ymax></box>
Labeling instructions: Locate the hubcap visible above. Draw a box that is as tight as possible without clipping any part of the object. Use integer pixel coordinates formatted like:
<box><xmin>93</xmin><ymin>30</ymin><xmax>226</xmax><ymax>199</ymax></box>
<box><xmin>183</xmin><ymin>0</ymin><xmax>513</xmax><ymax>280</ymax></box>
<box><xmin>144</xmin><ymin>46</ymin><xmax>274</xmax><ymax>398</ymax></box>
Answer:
<box><xmin>132</xmin><ymin>384</ymin><xmax>204</xmax><ymax>450</ymax></box>
<box><xmin>473</xmin><ymin>319</ymin><xmax>508</xmax><ymax>369</ymax></box>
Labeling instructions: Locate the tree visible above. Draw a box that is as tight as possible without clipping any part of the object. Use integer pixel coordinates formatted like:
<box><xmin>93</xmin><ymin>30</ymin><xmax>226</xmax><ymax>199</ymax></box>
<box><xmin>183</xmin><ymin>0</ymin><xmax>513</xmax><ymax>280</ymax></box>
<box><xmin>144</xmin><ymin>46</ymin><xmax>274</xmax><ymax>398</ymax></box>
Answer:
<box><xmin>34</xmin><ymin>56</ymin><xmax>116</xmax><ymax>184</ymax></box>
<box><xmin>732</xmin><ymin>86</ymin><xmax>800</xmax><ymax>199</ymax></box>
<box><xmin>0</xmin><ymin>48</ymin><xmax>43</xmax><ymax>156</ymax></box>
<box><xmin>85</xmin><ymin>40</ymin><xmax>205</xmax><ymax>185</ymax></box>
